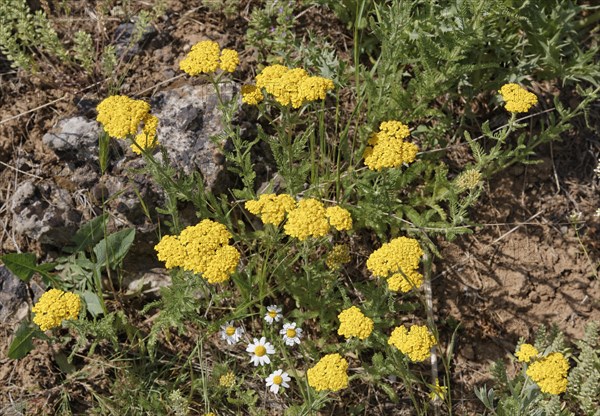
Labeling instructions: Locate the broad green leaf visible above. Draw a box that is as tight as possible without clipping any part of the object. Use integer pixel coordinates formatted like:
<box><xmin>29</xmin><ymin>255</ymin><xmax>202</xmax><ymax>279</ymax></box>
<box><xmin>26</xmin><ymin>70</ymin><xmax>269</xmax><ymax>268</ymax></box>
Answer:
<box><xmin>0</xmin><ymin>253</ymin><xmax>37</xmax><ymax>282</ymax></box>
<box><xmin>8</xmin><ymin>322</ymin><xmax>36</xmax><ymax>359</ymax></box>
<box><xmin>81</xmin><ymin>291</ymin><xmax>104</xmax><ymax>317</ymax></box>
<box><xmin>93</xmin><ymin>228</ymin><xmax>136</xmax><ymax>269</ymax></box>
<box><xmin>66</xmin><ymin>213</ymin><xmax>108</xmax><ymax>254</ymax></box>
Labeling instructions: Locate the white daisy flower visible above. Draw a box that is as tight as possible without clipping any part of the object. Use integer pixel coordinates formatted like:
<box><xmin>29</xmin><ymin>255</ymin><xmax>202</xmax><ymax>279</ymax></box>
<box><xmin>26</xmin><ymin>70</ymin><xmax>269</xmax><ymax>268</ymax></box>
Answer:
<box><xmin>264</xmin><ymin>305</ymin><xmax>283</xmax><ymax>324</ymax></box>
<box><xmin>246</xmin><ymin>337</ymin><xmax>275</xmax><ymax>366</ymax></box>
<box><xmin>220</xmin><ymin>321</ymin><xmax>244</xmax><ymax>345</ymax></box>
<box><xmin>280</xmin><ymin>322</ymin><xmax>303</xmax><ymax>346</ymax></box>
<box><xmin>265</xmin><ymin>369</ymin><xmax>291</xmax><ymax>394</ymax></box>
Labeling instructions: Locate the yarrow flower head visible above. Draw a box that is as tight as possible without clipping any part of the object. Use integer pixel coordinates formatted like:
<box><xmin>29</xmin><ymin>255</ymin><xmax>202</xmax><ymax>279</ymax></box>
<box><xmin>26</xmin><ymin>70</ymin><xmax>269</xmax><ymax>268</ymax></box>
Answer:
<box><xmin>246</xmin><ymin>337</ymin><xmax>276</xmax><ymax>366</ymax></box>
<box><xmin>180</xmin><ymin>40</ymin><xmax>238</xmax><ymax>75</ymax></box>
<box><xmin>265</xmin><ymin>369</ymin><xmax>291</xmax><ymax>394</ymax></box>
<box><xmin>219</xmin><ymin>371</ymin><xmax>236</xmax><ymax>388</ymax></box>
<box><xmin>220</xmin><ymin>321</ymin><xmax>244</xmax><ymax>345</ymax></box>
<box><xmin>96</xmin><ymin>95</ymin><xmax>158</xmax><ymax>142</ymax></box>
<box><xmin>499</xmin><ymin>83</ymin><xmax>538</xmax><ymax>113</ymax></box>
<box><xmin>154</xmin><ymin>219</ymin><xmax>240</xmax><ymax>284</ymax></box>
<box><xmin>515</xmin><ymin>343</ymin><xmax>539</xmax><ymax>363</ymax></box>
<box><xmin>245</xmin><ymin>194</ymin><xmax>296</xmax><ymax>226</ymax></box>
<box><xmin>131</xmin><ymin>114</ymin><xmax>159</xmax><ymax>154</ymax></box>
<box><xmin>284</xmin><ymin>199</ymin><xmax>330</xmax><ymax>241</ymax></box>
<box><xmin>363</xmin><ymin>120</ymin><xmax>418</xmax><ymax>170</ymax></box>
<box><xmin>241</xmin><ymin>84</ymin><xmax>264</xmax><ymax>105</ymax></box>
<box><xmin>32</xmin><ymin>289</ymin><xmax>81</xmax><ymax>331</ymax></box>
<box><xmin>326</xmin><ymin>244</ymin><xmax>351</xmax><ymax>270</ymax></box>
<box><xmin>280</xmin><ymin>322</ymin><xmax>303</xmax><ymax>346</ymax></box>
<box><xmin>219</xmin><ymin>48</ymin><xmax>239</xmax><ymax>72</ymax></box>
<box><xmin>307</xmin><ymin>353</ymin><xmax>349</xmax><ymax>391</ymax></box>
<box><xmin>455</xmin><ymin>168</ymin><xmax>482</xmax><ymax>191</ymax></box>
<box><xmin>366</xmin><ymin>237</ymin><xmax>424</xmax><ymax>292</ymax></box>
<box><xmin>526</xmin><ymin>352</ymin><xmax>569</xmax><ymax>395</ymax></box>
<box><xmin>264</xmin><ymin>305</ymin><xmax>283</xmax><ymax>324</ymax></box>
<box><xmin>337</xmin><ymin>306</ymin><xmax>373</xmax><ymax>340</ymax></box>
<box><xmin>388</xmin><ymin>324</ymin><xmax>436</xmax><ymax>362</ymax></box>
<box><xmin>325</xmin><ymin>206</ymin><xmax>353</xmax><ymax>231</ymax></box>
<box><xmin>252</xmin><ymin>64</ymin><xmax>334</xmax><ymax>108</ymax></box>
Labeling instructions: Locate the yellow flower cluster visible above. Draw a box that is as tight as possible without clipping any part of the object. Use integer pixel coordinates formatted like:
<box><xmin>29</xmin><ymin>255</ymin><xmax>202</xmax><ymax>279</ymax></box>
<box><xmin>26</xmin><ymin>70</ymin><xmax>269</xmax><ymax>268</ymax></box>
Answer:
<box><xmin>284</xmin><ymin>199</ymin><xmax>330</xmax><ymax>240</ymax></box>
<box><xmin>526</xmin><ymin>352</ymin><xmax>569</xmax><ymax>395</ymax></box>
<box><xmin>337</xmin><ymin>306</ymin><xmax>373</xmax><ymax>340</ymax></box>
<box><xmin>97</xmin><ymin>95</ymin><xmax>158</xmax><ymax>144</ymax></box>
<box><xmin>219</xmin><ymin>371</ymin><xmax>236</xmax><ymax>388</ymax></box>
<box><xmin>179</xmin><ymin>40</ymin><xmax>239</xmax><ymax>75</ymax></box>
<box><xmin>515</xmin><ymin>343</ymin><xmax>539</xmax><ymax>363</ymax></box>
<box><xmin>245</xmin><ymin>64</ymin><xmax>334</xmax><ymax>108</ymax></box>
<box><xmin>245</xmin><ymin>193</ymin><xmax>296</xmax><ymax>226</ymax></box>
<box><xmin>326</xmin><ymin>206</ymin><xmax>353</xmax><ymax>231</ymax></box>
<box><xmin>154</xmin><ymin>219</ymin><xmax>240</xmax><ymax>284</ymax></box>
<box><xmin>241</xmin><ymin>85</ymin><xmax>264</xmax><ymax>105</ymax></box>
<box><xmin>245</xmin><ymin>195</ymin><xmax>353</xmax><ymax>240</ymax></box>
<box><xmin>363</xmin><ymin>121</ymin><xmax>418</xmax><ymax>171</ymax></box>
<box><xmin>455</xmin><ymin>168</ymin><xmax>482</xmax><ymax>191</ymax></box>
<box><xmin>326</xmin><ymin>244</ymin><xmax>351</xmax><ymax>269</ymax></box>
<box><xmin>388</xmin><ymin>324</ymin><xmax>436</xmax><ymax>362</ymax></box>
<box><xmin>499</xmin><ymin>83</ymin><xmax>538</xmax><ymax>113</ymax></box>
<box><xmin>32</xmin><ymin>289</ymin><xmax>81</xmax><ymax>331</ymax></box>
<box><xmin>366</xmin><ymin>237</ymin><xmax>424</xmax><ymax>292</ymax></box>
<box><xmin>131</xmin><ymin>114</ymin><xmax>159</xmax><ymax>155</ymax></box>
<box><xmin>306</xmin><ymin>353</ymin><xmax>349</xmax><ymax>391</ymax></box>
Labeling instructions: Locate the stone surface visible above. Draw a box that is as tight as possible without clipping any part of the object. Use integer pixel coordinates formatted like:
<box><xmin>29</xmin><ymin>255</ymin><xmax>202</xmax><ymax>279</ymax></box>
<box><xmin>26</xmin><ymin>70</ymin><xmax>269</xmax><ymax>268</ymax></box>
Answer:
<box><xmin>42</xmin><ymin>116</ymin><xmax>101</xmax><ymax>163</ymax></box>
<box><xmin>114</xmin><ymin>22</ymin><xmax>157</xmax><ymax>59</ymax></box>
<box><xmin>0</xmin><ymin>266</ymin><xmax>28</xmax><ymax>324</ymax></box>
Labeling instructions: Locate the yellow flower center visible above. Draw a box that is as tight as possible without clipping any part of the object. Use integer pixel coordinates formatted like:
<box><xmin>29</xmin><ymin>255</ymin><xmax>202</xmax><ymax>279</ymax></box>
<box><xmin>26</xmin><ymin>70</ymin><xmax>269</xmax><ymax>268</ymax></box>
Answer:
<box><xmin>286</xmin><ymin>328</ymin><xmax>297</xmax><ymax>338</ymax></box>
<box><xmin>254</xmin><ymin>345</ymin><xmax>267</xmax><ymax>357</ymax></box>
<box><xmin>225</xmin><ymin>326</ymin><xmax>236</xmax><ymax>336</ymax></box>
<box><xmin>273</xmin><ymin>375</ymin><xmax>283</xmax><ymax>385</ymax></box>
<box><xmin>268</xmin><ymin>310</ymin><xmax>277</xmax><ymax>318</ymax></box>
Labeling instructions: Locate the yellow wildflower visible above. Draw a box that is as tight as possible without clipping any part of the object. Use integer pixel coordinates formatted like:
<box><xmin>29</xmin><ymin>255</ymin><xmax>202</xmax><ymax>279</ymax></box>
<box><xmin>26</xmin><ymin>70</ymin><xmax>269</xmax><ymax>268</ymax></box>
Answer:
<box><xmin>96</xmin><ymin>95</ymin><xmax>151</xmax><ymax>139</ymax></box>
<box><xmin>179</xmin><ymin>40</ymin><xmax>221</xmax><ymax>75</ymax></box>
<box><xmin>307</xmin><ymin>353</ymin><xmax>349</xmax><ymax>391</ymax></box>
<box><xmin>284</xmin><ymin>198</ymin><xmax>330</xmax><ymax>240</ymax></box>
<box><xmin>367</xmin><ymin>237</ymin><xmax>424</xmax><ymax>292</ymax></box>
<box><xmin>326</xmin><ymin>244</ymin><xmax>351</xmax><ymax>269</ymax></box>
<box><xmin>337</xmin><ymin>306</ymin><xmax>373</xmax><ymax>340</ymax></box>
<box><xmin>219</xmin><ymin>48</ymin><xmax>239</xmax><ymax>72</ymax></box>
<box><xmin>499</xmin><ymin>83</ymin><xmax>538</xmax><ymax>113</ymax></box>
<box><xmin>387</xmin><ymin>269</ymin><xmax>424</xmax><ymax>293</ymax></box>
<box><xmin>326</xmin><ymin>206</ymin><xmax>353</xmax><ymax>231</ymax></box>
<box><xmin>131</xmin><ymin>114</ymin><xmax>159</xmax><ymax>155</ymax></box>
<box><xmin>516</xmin><ymin>343</ymin><xmax>539</xmax><ymax>363</ymax></box>
<box><xmin>363</xmin><ymin>120</ymin><xmax>418</xmax><ymax>170</ymax></box>
<box><xmin>245</xmin><ymin>193</ymin><xmax>296</xmax><ymax>226</ymax></box>
<box><xmin>526</xmin><ymin>352</ymin><xmax>569</xmax><ymax>395</ymax></box>
<box><xmin>241</xmin><ymin>85</ymin><xmax>264</xmax><ymax>105</ymax></box>
<box><xmin>155</xmin><ymin>219</ymin><xmax>240</xmax><ymax>284</ymax></box>
<box><xmin>388</xmin><ymin>324</ymin><xmax>436</xmax><ymax>362</ymax></box>
<box><xmin>219</xmin><ymin>371</ymin><xmax>235</xmax><ymax>388</ymax></box>
<box><xmin>272</xmin><ymin>68</ymin><xmax>310</xmax><ymax>108</ymax></box>
<box><xmin>32</xmin><ymin>289</ymin><xmax>81</xmax><ymax>331</ymax></box>
<box><xmin>429</xmin><ymin>379</ymin><xmax>448</xmax><ymax>401</ymax></box>
<box><xmin>298</xmin><ymin>76</ymin><xmax>334</xmax><ymax>102</ymax></box>
<box><xmin>455</xmin><ymin>168</ymin><xmax>482</xmax><ymax>191</ymax></box>
<box><xmin>255</xmin><ymin>64</ymin><xmax>290</xmax><ymax>96</ymax></box>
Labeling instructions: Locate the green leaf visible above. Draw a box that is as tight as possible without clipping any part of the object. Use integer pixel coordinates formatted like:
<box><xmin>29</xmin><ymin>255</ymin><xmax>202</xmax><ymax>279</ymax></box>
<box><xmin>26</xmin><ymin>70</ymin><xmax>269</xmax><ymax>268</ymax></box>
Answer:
<box><xmin>67</xmin><ymin>213</ymin><xmax>108</xmax><ymax>254</ymax></box>
<box><xmin>0</xmin><ymin>253</ymin><xmax>37</xmax><ymax>282</ymax></box>
<box><xmin>8</xmin><ymin>323</ymin><xmax>37</xmax><ymax>359</ymax></box>
<box><xmin>81</xmin><ymin>291</ymin><xmax>104</xmax><ymax>317</ymax></box>
<box><xmin>93</xmin><ymin>228</ymin><xmax>136</xmax><ymax>269</ymax></box>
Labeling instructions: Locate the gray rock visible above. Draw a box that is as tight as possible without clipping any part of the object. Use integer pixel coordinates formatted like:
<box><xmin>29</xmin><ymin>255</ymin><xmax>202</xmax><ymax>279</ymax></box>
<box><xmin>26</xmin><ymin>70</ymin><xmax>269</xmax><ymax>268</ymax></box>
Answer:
<box><xmin>122</xmin><ymin>268</ymin><xmax>171</xmax><ymax>297</ymax></box>
<box><xmin>0</xmin><ymin>266</ymin><xmax>28</xmax><ymax>324</ymax></box>
<box><xmin>10</xmin><ymin>181</ymin><xmax>82</xmax><ymax>245</ymax></box>
<box><xmin>114</xmin><ymin>22</ymin><xmax>157</xmax><ymax>59</ymax></box>
<box><xmin>42</xmin><ymin>116</ymin><xmax>101</xmax><ymax>163</ymax></box>
<box><xmin>151</xmin><ymin>83</ymin><xmax>234</xmax><ymax>192</ymax></box>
